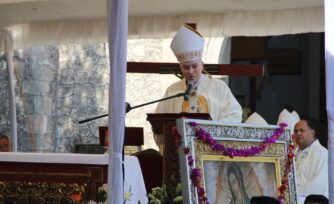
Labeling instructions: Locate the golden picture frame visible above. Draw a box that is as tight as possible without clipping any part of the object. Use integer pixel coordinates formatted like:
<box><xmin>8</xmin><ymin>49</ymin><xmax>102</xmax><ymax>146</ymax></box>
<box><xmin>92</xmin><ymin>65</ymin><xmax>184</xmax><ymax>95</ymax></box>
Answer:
<box><xmin>176</xmin><ymin>119</ymin><xmax>297</xmax><ymax>204</ymax></box>
<box><xmin>202</xmin><ymin>155</ymin><xmax>281</xmax><ymax>204</ymax></box>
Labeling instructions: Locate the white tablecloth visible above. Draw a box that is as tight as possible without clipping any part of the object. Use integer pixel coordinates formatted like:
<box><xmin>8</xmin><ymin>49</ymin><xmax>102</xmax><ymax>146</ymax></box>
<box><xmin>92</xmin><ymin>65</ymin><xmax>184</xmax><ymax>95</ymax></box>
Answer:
<box><xmin>123</xmin><ymin>155</ymin><xmax>148</xmax><ymax>204</ymax></box>
<box><xmin>0</xmin><ymin>152</ymin><xmax>148</xmax><ymax>204</ymax></box>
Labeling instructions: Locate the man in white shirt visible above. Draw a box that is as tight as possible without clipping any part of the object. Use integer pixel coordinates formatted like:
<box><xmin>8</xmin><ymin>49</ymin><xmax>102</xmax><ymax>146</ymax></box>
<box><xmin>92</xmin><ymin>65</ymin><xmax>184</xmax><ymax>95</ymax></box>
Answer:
<box><xmin>293</xmin><ymin>119</ymin><xmax>328</xmax><ymax>204</ymax></box>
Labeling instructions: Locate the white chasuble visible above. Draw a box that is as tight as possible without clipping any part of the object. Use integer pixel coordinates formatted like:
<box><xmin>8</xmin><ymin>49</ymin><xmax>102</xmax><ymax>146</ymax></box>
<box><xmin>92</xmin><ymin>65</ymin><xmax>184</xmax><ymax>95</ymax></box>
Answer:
<box><xmin>155</xmin><ymin>74</ymin><xmax>242</xmax><ymax>123</ymax></box>
<box><xmin>295</xmin><ymin>139</ymin><xmax>328</xmax><ymax>203</ymax></box>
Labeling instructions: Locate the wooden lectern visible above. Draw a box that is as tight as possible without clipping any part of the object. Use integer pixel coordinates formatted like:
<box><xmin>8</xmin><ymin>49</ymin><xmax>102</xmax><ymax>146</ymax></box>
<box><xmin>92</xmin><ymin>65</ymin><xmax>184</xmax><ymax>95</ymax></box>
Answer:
<box><xmin>99</xmin><ymin>126</ymin><xmax>144</xmax><ymax>147</ymax></box>
<box><xmin>147</xmin><ymin>113</ymin><xmax>211</xmax><ymax>187</ymax></box>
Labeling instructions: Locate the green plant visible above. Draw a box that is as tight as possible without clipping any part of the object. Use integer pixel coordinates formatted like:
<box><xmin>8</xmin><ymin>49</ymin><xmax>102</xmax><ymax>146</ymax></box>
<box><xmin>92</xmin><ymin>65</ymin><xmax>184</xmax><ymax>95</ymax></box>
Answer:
<box><xmin>97</xmin><ymin>187</ymin><xmax>107</xmax><ymax>203</ymax></box>
<box><xmin>147</xmin><ymin>183</ymin><xmax>182</xmax><ymax>204</ymax></box>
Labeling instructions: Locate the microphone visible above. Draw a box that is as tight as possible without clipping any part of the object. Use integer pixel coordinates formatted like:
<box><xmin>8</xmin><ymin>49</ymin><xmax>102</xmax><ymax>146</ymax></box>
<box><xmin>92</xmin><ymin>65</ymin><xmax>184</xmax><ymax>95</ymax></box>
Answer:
<box><xmin>125</xmin><ymin>102</ymin><xmax>131</xmax><ymax>113</ymax></box>
<box><xmin>78</xmin><ymin>102</ymin><xmax>131</xmax><ymax>124</ymax></box>
<box><xmin>183</xmin><ymin>83</ymin><xmax>193</xmax><ymax>101</ymax></box>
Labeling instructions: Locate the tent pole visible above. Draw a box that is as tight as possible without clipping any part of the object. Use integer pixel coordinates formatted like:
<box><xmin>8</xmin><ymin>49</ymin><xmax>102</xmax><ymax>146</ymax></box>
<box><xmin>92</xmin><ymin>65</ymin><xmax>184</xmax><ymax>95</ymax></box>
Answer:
<box><xmin>325</xmin><ymin>0</ymin><xmax>334</xmax><ymax>202</ymax></box>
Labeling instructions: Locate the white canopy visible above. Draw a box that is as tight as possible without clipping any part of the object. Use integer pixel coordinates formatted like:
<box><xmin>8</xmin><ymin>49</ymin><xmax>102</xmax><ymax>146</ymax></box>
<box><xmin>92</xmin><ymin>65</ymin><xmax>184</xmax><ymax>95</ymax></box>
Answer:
<box><xmin>0</xmin><ymin>0</ymin><xmax>324</xmax><ymax>52</ymax></box>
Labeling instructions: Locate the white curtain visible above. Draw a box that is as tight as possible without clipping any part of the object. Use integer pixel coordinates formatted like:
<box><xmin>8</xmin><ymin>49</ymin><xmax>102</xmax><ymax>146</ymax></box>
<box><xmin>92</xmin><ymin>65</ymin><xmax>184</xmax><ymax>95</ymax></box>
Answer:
<box><xmin>129</xmin><ymin>7</ymin><xmax>324</xmax><ymax>38</ymax></box>
<box><xmin>0</xmin><ymin>7</ymin><xmax>324</xmax><ymax>52</ymax></box>
<box><xmin>106</xmin><ymin>0</ymin><xmax>128</xmax><ymax>203</ymax></box>
<box><xmin>0</xmin><ymin>29</ymin><xmax>13</xmax><ymax>51</ymax></box>
<box><xmin>325</xmin><ymin>0</ymin><xmax>334</xmax><ymax>202</ymax></box>
<box><xmin>0</xmin><ymin>29</ymin><xmax>17</xmax><ymax>152</ymax></box>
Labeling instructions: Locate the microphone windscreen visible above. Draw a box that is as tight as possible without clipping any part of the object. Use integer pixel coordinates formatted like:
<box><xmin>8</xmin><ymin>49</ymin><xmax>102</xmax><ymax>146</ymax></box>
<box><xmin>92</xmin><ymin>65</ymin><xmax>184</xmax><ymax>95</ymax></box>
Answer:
<box><xmin>125</xmin><ymin>102</ymin><xmax>131</xmax><ymax>113</ymax></box>
<box><xmin>184</xmin><ymin>83</ymin><xmax>193</xmax><ymax>101</ymax></box>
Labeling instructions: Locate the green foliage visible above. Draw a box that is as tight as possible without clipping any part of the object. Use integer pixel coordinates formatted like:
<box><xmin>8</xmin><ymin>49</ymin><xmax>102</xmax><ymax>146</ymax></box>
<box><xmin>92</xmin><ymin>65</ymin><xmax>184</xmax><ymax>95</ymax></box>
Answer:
<box><xmin>97</xmin><ymin>187</ymin><xmax>107</xmax><ymax>203</ymax></box>
<box><xmin>147</xmin><ymin>183</ymin><xmax>183</xmax><ymax>204</ymax></box>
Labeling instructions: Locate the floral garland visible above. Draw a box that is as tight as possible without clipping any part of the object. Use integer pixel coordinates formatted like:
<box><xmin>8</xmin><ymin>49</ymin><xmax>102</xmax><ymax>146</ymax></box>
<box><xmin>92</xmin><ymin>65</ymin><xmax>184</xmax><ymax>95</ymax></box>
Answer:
<box><xmin>173</xmin><ymin>122</ymin><xmax>295</xmax><ymax>204</ymax></box>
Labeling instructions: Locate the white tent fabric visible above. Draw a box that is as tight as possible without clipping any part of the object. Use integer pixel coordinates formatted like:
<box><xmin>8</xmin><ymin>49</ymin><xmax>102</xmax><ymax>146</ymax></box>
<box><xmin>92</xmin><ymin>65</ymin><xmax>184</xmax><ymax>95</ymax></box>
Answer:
<box><xmin>106</xmin><ymin>0</ymin><xmax>127</xmax><ymax>203</ymax></box>
<box><xmin>0</xmin><ymin>29</ymin><xmax>13</xmax><ymax>51</ymax></box>
<box><xmin>129</xmin><ymin>7</ymin><xmax>324</xmax><ymax>38</ymax></box>
<box><xmin>0</xmin><ymin>7</ymin><xmax>324</xmax><ymax>52</ymax></box>
<box><xmin>325</xmin><ymin>0</ymin><xmax>334</xmax><ymax>203</ymax></box>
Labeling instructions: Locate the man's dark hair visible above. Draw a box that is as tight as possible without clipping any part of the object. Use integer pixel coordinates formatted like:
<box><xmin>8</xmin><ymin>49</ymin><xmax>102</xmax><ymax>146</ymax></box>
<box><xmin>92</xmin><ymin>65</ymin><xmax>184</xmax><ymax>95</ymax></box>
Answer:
<box><xmin>0</xmin><ymin>132</ymin><xmax>10</xmax><ymax>140</ymax></box>
<box><xmin>304</xmin><ymin>194</ymin><xmax>328</xmax><ymax>204</ymax></box>
<box><xmin>299</xmin><ymin>118</ymin><xmax>317</xmax><ymax>138</ymax></box>
<box><xmin>250</xmin><ymin>196</ymin><xmax>279</xmax><ymax>204</ymax></box>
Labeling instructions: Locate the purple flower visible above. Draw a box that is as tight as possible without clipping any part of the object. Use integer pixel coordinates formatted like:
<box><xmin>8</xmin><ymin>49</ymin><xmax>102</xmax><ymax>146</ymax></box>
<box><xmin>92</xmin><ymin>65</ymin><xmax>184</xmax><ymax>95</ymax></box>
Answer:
<box><xmin>212</xmin><ymin>143</ymin><xmax>224</xmax><ymax>151</ymax></box>
<box><xmin>279</xmin><ymin>122</ymin><xmax>288</xmax><ymax>128</ymax></box>
<box><xmin>199</xmin><ymin>133</ymin><xmax>207</xmax><ymax>141</ymax></box>
<box><xmin>197</xmin><ymin>187</ymin><xmax>205</xmax><ymax>195</ymax></box>
<box><xmin>259</xmin><ymin>144</ymin><xmax>266</xmax><ymax>151</ymax></box>
<box><xmin>207</xmin><ymin>137</ymin><xmax>216</xmax><ymax>146</ymax></box>
<box><xmin>180</xmin><ymin>122</ymin><xmax>287</xmax><ymax>204</ymax></box>
<box><xmin>187</xmin><ymin>155</ymin><xmax>194</xmax><ymax>166</ymax></box>
<box><xmin>189</xmin><ymin>122</ymin><xmax>198</xmax><ymax>126</ymax></box>
<box><xmin>198</xmin><ymin>129</ymin><xmax>205</xmax><ymax>136</ymax></box>
<box><xmin>191</xmin><ymin>168</ymin><xmax>202</xmax><ymax>177</ymax></box>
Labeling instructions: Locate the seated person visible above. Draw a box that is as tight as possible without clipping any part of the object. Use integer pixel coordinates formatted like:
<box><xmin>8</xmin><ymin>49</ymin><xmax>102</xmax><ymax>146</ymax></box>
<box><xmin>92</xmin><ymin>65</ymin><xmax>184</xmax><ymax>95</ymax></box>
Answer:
<box><xmin>304</xmin><ymin>194</ymin><xmax>328</xmax><ymax>204</ymax></box>
<box><xmin>155</xmin><ymin>24</ymin><xmax>242</xmax><ymax>123</ymax></box>
<box><xmin>250</xmin><ymin>196</ymin><xmax>279</xmax><ymax>204</ymax></box>
<box><xmin>132</xmin><ymin>148</ymin><xmax>163</xmax><ymax>191</ymax></box>
<box><xmin>294</xmin><ymin>119</ymin><xmax>328</xmax><ymax>203</ymax></box>
<box><xmin>0</xmin><ymin>133</ymin><xmax>12</xmax><ymax>152</ymax></box>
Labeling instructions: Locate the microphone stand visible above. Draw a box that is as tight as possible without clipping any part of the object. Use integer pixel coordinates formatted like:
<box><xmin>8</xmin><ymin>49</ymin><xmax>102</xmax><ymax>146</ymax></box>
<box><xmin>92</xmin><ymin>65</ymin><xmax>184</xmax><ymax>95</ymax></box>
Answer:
<box><xmin>77</xmin><ymin>91</ymin><xmax>186</xmax><ymax>190</ymax></box>
<box><xmin>78</xmin><ymin>92</ymin><xmax>185</xmax><ymax>124</ymax></box>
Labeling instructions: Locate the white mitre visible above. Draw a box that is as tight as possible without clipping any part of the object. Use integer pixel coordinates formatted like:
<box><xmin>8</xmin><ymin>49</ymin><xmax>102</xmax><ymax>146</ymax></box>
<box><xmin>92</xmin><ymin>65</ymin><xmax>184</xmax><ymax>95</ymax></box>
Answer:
<box><xmin>170</xmin><ymin>25</ymin><xmax>205</xmax><ymax>63</ymax></box>
<box><xmin>245</xmin><ymin>112</ymin><xmax>268</xmax><ymax>125</ymax></box>
<box><xmin>277</xmin><ymin>109</ymin><xmax>300</xmax><ymax>133</ymax></box>
<box><xmin>291</xmin><ymin>111</ymin><xmax>300</xmax><ymax>122</ymax></box>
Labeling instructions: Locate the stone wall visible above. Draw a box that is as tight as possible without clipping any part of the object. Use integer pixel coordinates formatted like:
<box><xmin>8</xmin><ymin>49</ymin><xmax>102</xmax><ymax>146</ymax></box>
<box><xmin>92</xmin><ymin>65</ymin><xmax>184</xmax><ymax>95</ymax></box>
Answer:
<box><xmin>0</xmin><ymin>37</ymin><xmax>225</xmax><ymax>152</ymax></box>
<box><xmin>0</xmin><ymin>42</ymin><xmax>167</xmax><ymax>152</ymax></box>
<box><xmin>0</xmin><ymin>59</ymin><xmax>9</xmax><ymax>135</ymax></box>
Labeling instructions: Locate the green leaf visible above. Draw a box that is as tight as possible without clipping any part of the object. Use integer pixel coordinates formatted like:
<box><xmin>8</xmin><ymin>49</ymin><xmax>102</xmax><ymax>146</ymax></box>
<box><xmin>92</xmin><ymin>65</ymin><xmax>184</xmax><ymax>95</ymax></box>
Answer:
<box><xmin>172</xmin><ymin>196</ymin><xmax>183</xmax><ymax>203</ymax></box>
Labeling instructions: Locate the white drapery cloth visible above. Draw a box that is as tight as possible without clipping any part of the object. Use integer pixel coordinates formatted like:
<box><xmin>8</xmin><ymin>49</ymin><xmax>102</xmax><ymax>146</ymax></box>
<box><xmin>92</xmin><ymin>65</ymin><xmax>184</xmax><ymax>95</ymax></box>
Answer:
<box><xmin>0</xmin><ymin>29</ymin><xmax>13</xmax><ymax>51</ymax></box>
<box><xmin>129</xmin><ymin>7</ymin><xmax>324</xmax><ymax>38</ymax></box>
<box><xmin>0</xmin><ymin>7</ymin><xmax>324</xmax><ymax>52</ymax></box>
<box><xmin>325</xmin><ymin>0</ymin><xmax>334</xmax><ymax>203</ymax></box>
<box><xmin>106</xmin><ymin>0</ymin><xmax>128</xmax><ymax>204</ymax></box>
<box><xmin>0</xmin><ymin>29</ymin><xmax>17</xmax><ymax>152</ymax></box>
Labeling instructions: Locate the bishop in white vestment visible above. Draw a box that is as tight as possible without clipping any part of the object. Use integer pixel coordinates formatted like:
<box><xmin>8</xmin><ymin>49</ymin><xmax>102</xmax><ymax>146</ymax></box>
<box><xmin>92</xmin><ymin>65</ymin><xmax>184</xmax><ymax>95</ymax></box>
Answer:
<box><xmin>155</xmin><ymin>25</ymin><xmax>242</xmax><ymax>123</ymax></box>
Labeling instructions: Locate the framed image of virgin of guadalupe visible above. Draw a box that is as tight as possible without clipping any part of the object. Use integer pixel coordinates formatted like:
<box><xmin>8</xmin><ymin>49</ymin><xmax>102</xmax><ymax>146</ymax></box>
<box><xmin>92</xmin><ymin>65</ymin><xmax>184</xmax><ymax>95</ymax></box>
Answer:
<box><xmin>176</xmin><ymin>119</ymin><xmax>297</xmax><ymax>204</ymax></box>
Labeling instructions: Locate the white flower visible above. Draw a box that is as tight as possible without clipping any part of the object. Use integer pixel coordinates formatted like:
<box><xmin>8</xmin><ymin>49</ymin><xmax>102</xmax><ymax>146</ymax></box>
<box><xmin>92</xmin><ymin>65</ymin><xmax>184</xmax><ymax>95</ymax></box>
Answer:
<box><xmin>100</xmin><ymin>183</ymin><xmax>108</xmax><ymax>192</ymax></box>
<box><xmin>124</xmin><ymin>191</ymin><xmax>132</xmax><ymax>201</ymax></box>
